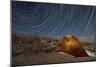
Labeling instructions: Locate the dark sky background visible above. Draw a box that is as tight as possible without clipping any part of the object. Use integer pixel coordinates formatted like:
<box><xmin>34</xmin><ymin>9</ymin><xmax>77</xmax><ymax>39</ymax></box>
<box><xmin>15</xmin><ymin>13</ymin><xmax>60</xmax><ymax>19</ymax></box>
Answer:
<box><xmin>12</xmin><ymin>1</ymin><xmax>96</xmax><ymax>42</ymax></box>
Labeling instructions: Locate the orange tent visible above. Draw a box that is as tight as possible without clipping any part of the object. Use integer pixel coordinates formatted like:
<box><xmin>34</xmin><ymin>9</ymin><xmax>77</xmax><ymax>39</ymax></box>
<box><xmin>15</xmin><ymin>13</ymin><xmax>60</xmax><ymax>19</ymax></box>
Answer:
<box><xmin>59</xmin><ymin>35</ymin><xmax>89</xmax><ymax>57</ymax></box>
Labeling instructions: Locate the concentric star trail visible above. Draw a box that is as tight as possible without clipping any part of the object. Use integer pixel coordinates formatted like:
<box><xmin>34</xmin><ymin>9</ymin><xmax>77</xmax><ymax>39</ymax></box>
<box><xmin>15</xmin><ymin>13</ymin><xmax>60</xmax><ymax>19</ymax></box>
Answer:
<box><xmin>12</xmin><ymin>1</ymin><xmax>96</xmax><ymax>41</ymax></box>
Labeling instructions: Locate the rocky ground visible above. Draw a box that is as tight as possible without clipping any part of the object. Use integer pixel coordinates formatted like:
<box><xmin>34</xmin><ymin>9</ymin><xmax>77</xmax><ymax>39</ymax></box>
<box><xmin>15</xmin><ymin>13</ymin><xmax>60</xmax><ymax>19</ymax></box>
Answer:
<box><xmin>12</xmin><ymin>51</ymin><xmax>95</xmax><ymax>66</ymax></box>
<box><xmin>12</xmin><ymin>34</ymin><xmax>96</xmax><ymax>66</ymax></box>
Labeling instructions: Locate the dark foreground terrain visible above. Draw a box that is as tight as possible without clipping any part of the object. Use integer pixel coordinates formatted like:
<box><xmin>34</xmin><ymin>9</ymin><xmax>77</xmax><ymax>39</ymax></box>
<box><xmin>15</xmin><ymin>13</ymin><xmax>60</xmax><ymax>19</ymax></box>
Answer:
<box><xmin>12</xmin><ymin>42</ymin><xmax>96</xmax><ymax>66</ymax></box>
<box><xmin>12</xmin><ymin>34</ymin><xmax>96</xmax><ymax>66</ymax></box>
<box><xmin>12</xmin><ymin>51</ymin><xmax>95</xmax><ymax>66</ymax></box>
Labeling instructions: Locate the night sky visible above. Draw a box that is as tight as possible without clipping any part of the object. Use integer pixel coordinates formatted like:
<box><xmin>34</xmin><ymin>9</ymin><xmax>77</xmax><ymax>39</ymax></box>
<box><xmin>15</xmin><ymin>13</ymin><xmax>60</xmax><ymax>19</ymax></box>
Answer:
<box><xmin>12</xmin><ymin>1</ymin><xmax>96</xmax><ymax>41</ymax></box>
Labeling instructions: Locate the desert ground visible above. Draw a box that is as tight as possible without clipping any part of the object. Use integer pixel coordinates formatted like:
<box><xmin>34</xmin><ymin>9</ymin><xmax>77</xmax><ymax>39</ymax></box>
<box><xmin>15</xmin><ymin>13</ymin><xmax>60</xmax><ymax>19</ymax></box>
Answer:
<box><xmin>12</xmin><ymin>51</ymin><xmax>95</xmax><ymax>66</ymax></box>
<box><xmin>12</xmin><ymin>34</ymin><xmax>96</xmax><ymax>66</ymax></box>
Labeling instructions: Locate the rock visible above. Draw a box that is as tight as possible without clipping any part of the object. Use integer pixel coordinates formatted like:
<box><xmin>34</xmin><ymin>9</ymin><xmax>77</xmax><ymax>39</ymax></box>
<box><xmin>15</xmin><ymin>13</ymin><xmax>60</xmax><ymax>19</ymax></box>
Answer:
<box><xmin>59</xmin><ymin>35</ymin><xmax>89</xmax><ymax>57</ymax></box>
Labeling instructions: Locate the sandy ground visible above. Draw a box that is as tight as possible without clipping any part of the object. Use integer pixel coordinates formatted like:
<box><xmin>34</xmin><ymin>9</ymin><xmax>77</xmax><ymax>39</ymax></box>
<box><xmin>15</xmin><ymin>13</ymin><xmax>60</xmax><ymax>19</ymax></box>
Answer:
<box><xmin>12</xmin><ymin>51</ymin><xmax>95</xmax><ymax>66</ymax></box>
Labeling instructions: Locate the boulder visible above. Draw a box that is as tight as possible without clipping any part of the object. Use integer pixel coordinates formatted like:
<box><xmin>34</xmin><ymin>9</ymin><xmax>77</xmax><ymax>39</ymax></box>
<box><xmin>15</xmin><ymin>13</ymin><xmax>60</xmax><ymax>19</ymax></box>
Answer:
<box><xmin>59</xmin><ymin>35</ymin><xmax>89</xmax><ymax>57</ymax></box>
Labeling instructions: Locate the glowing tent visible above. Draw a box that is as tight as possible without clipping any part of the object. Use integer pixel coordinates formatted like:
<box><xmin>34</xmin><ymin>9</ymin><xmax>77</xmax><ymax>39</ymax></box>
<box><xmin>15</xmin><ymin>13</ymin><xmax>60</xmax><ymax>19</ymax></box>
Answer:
<box><xmin>59</xmin><ymin>35</ymin><xmax>89</xmax><ymax>57</ymax></box>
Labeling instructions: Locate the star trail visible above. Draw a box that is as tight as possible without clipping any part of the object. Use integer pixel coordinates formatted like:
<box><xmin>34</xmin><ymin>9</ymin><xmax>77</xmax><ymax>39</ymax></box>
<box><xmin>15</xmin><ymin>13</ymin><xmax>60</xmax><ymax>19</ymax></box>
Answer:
<box><xmin>12</xmin><ymin>1</ymin><xmax>96</xmax><ymax>41</ymax></box>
